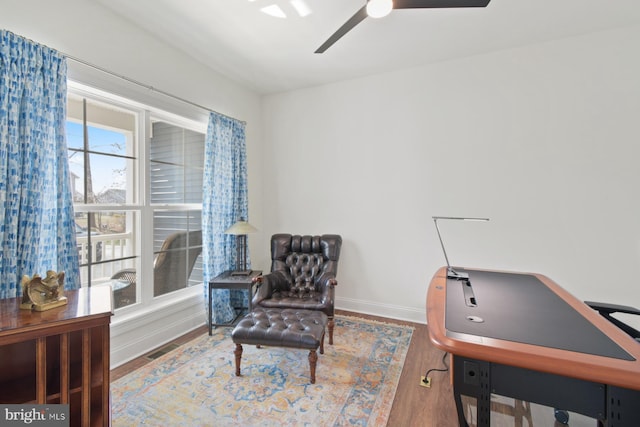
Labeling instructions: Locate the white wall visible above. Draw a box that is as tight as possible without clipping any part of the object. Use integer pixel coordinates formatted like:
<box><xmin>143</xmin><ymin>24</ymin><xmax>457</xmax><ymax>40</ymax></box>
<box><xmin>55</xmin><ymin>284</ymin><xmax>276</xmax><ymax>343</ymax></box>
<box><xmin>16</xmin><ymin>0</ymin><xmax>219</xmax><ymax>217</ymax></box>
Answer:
<box><xmin>261</xmin><ymin>25</ymin><xmax>640</xmax><ymax>324</ymax></box>
<box><xmin>1</xmin><ymin>0</ymin><xmax>265</xmax><ymax>366</ymax></box>
<box><xmin>3</xmin><ymin>1</ymin><xmax>640</xmax><ymax>359</ymax></box>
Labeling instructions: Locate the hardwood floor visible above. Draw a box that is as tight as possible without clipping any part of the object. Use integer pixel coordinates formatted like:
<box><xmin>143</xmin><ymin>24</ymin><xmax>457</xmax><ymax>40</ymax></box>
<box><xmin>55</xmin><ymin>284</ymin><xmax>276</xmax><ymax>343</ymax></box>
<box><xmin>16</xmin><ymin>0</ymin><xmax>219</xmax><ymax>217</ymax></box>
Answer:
<box><xmin>373</xmin><ymin>312</ymin><xmax>460</xmax><ymax>427</ymax></box>
<box><xmin>111</xmin><ymin>325</ymin><xmax>208</xmax><ymax>381</ymax></box>
<box><xmin>111</xmin><ymin>310</ymin><xmax>459</xmax><ymax>425</ymax></box>
<box><xmin>111</xmin><ymin>310</ymin><xmax>596</xmax><ymax>427</ymax></box>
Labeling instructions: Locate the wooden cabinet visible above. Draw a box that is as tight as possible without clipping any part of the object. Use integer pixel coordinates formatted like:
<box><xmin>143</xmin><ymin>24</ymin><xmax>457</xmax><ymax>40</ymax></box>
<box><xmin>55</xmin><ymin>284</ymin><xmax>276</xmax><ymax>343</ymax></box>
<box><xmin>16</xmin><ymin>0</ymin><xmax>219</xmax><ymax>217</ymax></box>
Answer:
<box><xmin>0</xmin><ymin>287</ymin><xmax>112</xmax><ymax>426</ymax></box>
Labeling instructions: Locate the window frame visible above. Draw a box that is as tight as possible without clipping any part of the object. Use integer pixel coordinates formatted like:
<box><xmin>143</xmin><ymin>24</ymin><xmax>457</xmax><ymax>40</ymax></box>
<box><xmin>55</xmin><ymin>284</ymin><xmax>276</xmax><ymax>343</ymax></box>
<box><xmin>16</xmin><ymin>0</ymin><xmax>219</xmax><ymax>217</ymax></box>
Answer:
<box><xmin>67</xmin><ymin>81</ymin><xmax>207</xmax><ymax>314</ymax></box>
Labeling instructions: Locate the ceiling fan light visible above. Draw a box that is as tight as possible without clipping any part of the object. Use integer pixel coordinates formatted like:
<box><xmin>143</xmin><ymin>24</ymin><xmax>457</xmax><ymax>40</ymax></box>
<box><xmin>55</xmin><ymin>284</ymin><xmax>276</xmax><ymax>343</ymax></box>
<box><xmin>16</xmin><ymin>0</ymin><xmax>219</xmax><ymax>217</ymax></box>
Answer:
<box><xmin>290</xmin><ymin>0</ymin><xmax>312</xmax><ymax>17</ymax></box>
<box><xmin>366</xmin><ymin>0</ymin><xmax>393</xmax><ymax>18</ymax></box>
<box><xmin>261</xmin><ymin>4</ymin><xmax>287</xmax><ymax>18</ymax></box>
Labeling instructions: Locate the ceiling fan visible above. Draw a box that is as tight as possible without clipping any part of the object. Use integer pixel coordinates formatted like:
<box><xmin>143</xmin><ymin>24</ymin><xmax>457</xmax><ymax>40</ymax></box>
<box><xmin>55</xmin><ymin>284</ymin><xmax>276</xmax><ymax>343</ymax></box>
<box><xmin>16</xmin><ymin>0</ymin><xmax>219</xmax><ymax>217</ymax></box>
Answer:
<box><xmin>315</xmin><ymin>0</ymin><xmax>491</xmax><ymax>53</ymax></box>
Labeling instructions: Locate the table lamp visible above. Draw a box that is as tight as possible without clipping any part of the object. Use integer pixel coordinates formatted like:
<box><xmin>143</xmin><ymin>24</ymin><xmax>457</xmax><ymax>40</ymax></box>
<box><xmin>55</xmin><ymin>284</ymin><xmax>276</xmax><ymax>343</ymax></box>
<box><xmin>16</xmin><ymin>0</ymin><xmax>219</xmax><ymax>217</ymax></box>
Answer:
<box><xmin>224</xmin><ymin>219</ymin><xmax>258</xmax><ymax>276</ymax></box>
<box><xmin>432</xmin><ymin>216</ymin><xmax>490</xmax><ymax>280</ymax></box>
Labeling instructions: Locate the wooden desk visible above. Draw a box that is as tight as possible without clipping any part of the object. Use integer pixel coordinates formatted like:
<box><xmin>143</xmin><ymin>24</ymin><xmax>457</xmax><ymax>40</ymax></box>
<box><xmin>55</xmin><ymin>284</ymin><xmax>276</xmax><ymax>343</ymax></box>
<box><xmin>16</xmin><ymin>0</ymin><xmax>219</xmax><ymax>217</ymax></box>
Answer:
<box><xmin>426</xmin><ymin>266</ymin><xmax>640</xmax><ymax>426</ymax></box>
<box><xmin>0</xmin><ymin>287</ymin><xmax>113</xmax><ymax>427</ymax></box>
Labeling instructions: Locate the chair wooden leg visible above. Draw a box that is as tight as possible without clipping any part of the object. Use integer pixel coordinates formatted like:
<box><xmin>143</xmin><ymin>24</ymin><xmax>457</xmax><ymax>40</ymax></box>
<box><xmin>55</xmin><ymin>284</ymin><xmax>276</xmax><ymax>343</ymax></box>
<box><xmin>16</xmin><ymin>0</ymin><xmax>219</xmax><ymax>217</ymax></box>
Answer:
<box><xmin>320</xmin><ymin>332</ymin><xmax>325</xmax><ymax>355</ymax></box>
<box><xmin>308</xmin><ymin>349</ymin><xmax>318</xmax><ymax>384</ymax></box>
<box><xmin>234</xmin><ymin>343</ymin><xmax>243</xmax><ymax>376</ymax></box>
<box><xmin>328</xmin><ymin>317</ymin><xmax>335</xmax><ymax>345</ymax></box>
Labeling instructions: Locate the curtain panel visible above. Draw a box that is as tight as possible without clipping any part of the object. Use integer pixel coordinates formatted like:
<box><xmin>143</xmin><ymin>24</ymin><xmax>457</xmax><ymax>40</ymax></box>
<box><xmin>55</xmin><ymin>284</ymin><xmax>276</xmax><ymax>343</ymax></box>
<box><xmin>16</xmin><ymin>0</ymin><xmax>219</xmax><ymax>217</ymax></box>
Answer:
<box><xmin>202</xmin><ymin>112</ymin><xmax>249</xmax><ymax>324</ymax></box>
<box><xmin>0</xmin><ymin>30</ymin><xmax>80</xmax><ymax>299</ymax></box>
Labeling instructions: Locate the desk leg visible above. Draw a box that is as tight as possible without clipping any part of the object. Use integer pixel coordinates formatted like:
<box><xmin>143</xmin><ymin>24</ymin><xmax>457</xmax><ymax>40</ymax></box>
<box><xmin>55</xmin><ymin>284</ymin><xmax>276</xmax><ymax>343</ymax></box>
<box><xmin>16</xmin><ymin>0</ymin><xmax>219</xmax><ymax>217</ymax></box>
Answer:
<box><xmin>477</xmin><ymin>366</ymin><xmax>491</xmax><ymax>427</ymax></box>
<box><xmin>453</xmin><ymin>389</ymin><xmax>469</xmax><ymax>427</ymax></box>
<box><xmin>608</xmin><ymin>386</ymin><xmax>640</xmax><ymax>426</ymax></box>
<box><xmin>452</xmin><ymin>356</ymin><xmax>491</xmax><ymax>427</ymax></box>
<box><xmin>451</xmin><ymin>355</ymin><xmax>640</xmax><ymax>427</ymax></box>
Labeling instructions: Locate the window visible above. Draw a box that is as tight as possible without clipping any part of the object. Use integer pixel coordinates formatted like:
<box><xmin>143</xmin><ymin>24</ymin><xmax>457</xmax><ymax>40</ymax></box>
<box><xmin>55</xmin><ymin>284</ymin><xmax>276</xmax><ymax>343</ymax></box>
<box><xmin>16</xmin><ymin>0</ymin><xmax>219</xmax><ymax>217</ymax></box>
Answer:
<box><xmin>68</xmin><ymin>87</ymin><xmax>204</xmax><ymax>310</ymax></box>
<box><xmin>150</xmin><ymin>120</ymin><xmax>204</xmax><ymax>297</ymax></box>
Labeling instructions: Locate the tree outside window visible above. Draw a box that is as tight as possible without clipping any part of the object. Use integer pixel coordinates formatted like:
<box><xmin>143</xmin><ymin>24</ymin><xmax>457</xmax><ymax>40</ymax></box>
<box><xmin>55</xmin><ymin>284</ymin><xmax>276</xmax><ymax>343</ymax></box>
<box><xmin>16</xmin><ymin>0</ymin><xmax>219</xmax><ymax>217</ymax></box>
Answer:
<box><xmin>68</xmin><ymin>90</ymin><xmax>204</xmax><ymax>309</ymax></box>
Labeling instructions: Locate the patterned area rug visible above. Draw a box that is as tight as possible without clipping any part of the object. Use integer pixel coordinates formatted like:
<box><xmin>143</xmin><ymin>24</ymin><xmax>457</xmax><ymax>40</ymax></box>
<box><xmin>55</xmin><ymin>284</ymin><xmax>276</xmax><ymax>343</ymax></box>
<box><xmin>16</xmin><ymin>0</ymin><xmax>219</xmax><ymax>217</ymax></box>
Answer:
<box><xmin>111</xmin><ymin>316</ymin><xmax>413</xmax><ymax>426</ymax></box>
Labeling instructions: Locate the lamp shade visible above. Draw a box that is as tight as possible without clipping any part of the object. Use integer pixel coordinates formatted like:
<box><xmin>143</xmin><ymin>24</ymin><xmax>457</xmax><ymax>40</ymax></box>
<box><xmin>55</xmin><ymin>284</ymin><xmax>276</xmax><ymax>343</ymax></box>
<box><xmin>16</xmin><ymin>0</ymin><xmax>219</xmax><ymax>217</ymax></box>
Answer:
<box><xmin>224</xmin><ymin>220</ymin><xmax>258</xmax><ymax>235</ymax></box>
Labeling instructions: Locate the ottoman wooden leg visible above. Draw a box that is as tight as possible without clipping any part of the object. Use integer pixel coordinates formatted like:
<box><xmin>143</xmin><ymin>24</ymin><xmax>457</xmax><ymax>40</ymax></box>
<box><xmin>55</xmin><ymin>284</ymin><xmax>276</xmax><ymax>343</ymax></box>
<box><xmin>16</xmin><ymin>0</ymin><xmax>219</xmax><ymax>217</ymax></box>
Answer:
<box><xmin>308</xmin><ymin>349</ymin><xmax>318</xmax><ymax>384</ymax></box>
<box><xmin>328</xmin><ymin>318</ymin><xmax>335</xmax><ymax>345</ymax></box>
<box><xmin>234</xmin><ymin>343</ymin><xmax>243</xmax><ymax>376</ymax></box>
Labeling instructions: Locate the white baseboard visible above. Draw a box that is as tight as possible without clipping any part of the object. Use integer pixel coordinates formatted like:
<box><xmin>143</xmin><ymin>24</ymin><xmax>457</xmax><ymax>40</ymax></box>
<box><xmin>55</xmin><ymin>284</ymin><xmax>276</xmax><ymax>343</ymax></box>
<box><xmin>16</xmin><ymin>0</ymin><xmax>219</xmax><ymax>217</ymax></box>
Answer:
<box><xmin>336</xmin><ymin>296</ymin><xmax>426</xmax><ymax>324</ymax></box>
<box><xmin>110</xmin><ymin>292</ymin><xmax>206</xmax><ymax>369</ymax></box>
<box><xmin>109</xmin><ymin>294</ymin><xmax>425</xmax><ymax>369</ymax></box>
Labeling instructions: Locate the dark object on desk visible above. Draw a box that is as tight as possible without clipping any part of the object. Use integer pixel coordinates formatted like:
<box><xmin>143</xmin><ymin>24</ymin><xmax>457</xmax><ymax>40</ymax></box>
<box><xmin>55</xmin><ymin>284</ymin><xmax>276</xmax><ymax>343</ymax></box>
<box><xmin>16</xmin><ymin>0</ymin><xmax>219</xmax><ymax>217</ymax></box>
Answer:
<box><xmin>253</xmin><ymin>234</ymin><xmax>342</xmax><ymax>345</ymax></box>
<box><xmin>586</xmin><ymin>301</ymin><xmax>640</xmax><ymax>341</ymax></box>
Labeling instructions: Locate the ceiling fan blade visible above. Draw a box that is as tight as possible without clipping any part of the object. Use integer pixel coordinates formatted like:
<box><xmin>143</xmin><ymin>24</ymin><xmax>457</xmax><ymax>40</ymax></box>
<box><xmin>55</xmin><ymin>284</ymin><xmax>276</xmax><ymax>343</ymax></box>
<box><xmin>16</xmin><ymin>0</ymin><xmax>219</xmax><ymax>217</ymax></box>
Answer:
<box><xmin>315</xmin><ymin>0</ymin><xmax>490</xmax><ymax>53</ymax></box>
<box><xmin>315</xmin><ymin>5</ymin><xmax>368</xmax><ymax>54</ymax></box>
<box><xmin>394</xmin><ymin>0</ymin><xmax>490</xmax><ymax>9</ymax></box>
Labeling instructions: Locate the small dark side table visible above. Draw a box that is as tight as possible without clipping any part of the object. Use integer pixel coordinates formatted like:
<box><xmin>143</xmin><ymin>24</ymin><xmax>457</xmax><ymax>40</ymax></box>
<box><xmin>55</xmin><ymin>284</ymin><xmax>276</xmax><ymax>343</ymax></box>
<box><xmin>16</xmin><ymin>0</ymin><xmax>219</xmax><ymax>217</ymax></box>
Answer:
<box><xmin>208</xmin><ymin>269</ymin><xmax>262</xmax><ymax>335</ymax></box>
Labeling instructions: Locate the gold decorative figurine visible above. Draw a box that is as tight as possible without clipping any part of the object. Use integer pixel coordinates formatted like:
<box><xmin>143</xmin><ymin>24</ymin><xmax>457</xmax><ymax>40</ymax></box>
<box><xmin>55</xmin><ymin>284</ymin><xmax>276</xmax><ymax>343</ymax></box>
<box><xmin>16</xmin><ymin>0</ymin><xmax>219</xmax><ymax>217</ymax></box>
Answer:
<box><xmin>20</xmin><ymin>270</ymin><xmax>68</xmax><ymax>311</ymax></box>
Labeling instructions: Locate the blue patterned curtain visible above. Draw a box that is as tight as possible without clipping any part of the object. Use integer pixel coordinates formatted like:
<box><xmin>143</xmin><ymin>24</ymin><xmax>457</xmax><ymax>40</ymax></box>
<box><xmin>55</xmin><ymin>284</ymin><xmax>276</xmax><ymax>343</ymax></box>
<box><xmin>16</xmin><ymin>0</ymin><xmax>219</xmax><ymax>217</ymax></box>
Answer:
<box><xmin>0</xmin><ymin>31</ymin><xmax>80</xmax><ymax>299</ymax></box>
<box><xmin>203</xmin><ymin>112</ymin><xmax>249</xmax><ymax>324</ymax></box>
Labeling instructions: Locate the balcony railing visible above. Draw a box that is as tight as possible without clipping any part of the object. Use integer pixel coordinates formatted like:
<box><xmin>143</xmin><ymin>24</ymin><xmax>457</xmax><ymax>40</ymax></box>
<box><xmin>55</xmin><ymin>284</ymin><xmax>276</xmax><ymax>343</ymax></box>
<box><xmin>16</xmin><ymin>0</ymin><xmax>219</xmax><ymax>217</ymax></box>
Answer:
<box><xmin>76</xmin><ymin>231</ymin><xmax>135</xmax><ymax>284</ymax></box>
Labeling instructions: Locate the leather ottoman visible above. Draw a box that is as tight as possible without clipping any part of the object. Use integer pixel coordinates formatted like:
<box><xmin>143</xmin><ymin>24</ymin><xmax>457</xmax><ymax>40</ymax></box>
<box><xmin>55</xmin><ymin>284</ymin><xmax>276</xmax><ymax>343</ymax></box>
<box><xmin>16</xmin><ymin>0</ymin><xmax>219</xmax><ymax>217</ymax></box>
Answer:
<box><xmin>231</xmin><ymin>307</ymin><xmax>328</xmax><ymax>384</ymax></box>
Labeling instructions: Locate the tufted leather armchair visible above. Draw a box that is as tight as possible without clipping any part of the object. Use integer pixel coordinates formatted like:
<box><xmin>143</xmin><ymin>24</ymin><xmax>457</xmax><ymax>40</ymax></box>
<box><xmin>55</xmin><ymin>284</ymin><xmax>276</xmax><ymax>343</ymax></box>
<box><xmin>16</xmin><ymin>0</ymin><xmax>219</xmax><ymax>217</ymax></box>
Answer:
<box><xmin>252</xmin><ymin>234</ymin><xmax>342</xmax><ymax>344</ymax></box>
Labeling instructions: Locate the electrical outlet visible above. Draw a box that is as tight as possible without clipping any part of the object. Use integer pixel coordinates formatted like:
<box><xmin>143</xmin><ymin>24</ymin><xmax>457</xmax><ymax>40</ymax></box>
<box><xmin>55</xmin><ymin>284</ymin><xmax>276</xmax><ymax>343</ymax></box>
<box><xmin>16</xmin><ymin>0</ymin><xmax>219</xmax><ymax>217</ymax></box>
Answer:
<box><xmin>420</xmin><ymin>376</ymin><xmax>431</xmax><ymax>388</ymax></box>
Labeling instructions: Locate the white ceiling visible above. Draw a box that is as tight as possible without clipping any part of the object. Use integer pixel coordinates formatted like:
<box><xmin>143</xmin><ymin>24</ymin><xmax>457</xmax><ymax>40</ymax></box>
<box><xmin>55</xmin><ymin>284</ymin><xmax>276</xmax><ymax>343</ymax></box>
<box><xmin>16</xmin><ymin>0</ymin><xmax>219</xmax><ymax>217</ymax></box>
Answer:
<box><xmin>95</xmin><ymin>0</ymin><xmax>640</xmax><ymax>94</ymax></box>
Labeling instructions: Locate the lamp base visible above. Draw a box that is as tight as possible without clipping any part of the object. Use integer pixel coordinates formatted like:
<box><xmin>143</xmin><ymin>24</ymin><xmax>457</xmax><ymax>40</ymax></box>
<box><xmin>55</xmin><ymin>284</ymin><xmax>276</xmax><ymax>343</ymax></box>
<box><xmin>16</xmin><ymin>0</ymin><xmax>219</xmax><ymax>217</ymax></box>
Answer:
<box><xmin>231</xmin><ymin>269</ymin><xmax>253</xmax><ymax>277</ymax></box>
<box><xmin>447</xmin><ymin>268</ymin><xmax>469</xmax><ymax>280</ymax></box>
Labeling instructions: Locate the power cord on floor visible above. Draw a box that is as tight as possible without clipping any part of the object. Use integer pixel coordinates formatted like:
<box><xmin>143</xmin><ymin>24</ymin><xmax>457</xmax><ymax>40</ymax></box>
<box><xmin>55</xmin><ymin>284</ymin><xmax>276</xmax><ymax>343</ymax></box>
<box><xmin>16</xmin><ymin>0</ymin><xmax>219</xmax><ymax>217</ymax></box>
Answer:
<box><xmin>420</xmin><ymin>351</ymin><xmax>449</xmax><ymax>388</ymax></box>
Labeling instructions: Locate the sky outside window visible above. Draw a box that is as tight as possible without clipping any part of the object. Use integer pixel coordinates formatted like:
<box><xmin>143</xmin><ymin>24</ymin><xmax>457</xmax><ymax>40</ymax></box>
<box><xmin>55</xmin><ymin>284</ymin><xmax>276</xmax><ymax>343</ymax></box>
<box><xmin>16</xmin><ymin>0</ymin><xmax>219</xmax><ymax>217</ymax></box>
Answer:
<box><xmin>66</xmin><ymin>121</ymin><xmax>128</xmax><ymax>194</ymax></box>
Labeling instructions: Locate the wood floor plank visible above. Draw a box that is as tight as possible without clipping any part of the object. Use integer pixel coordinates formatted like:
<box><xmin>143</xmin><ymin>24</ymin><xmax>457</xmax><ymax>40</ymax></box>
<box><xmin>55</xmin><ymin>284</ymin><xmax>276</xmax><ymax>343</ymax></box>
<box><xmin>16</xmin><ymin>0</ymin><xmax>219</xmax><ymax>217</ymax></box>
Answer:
<box><xmin>110</xmin><ymin>312</ymin><xmax>458</xmax><ymax>425</ymax></box>
<box><xmin>111</xmin><ymin>311</ymin><xmax>593</xmax><ymax>426</ymax></box>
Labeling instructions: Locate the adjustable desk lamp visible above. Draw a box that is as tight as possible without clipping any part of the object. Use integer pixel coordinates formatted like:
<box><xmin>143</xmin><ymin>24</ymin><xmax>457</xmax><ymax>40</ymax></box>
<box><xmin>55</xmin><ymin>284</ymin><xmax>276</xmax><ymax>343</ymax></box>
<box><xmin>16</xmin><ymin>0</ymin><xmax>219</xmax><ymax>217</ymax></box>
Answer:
<box><xmin>432</xmin><ymin>216</ymin><xmax>490</xmax><ymax>280</ymax></box>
